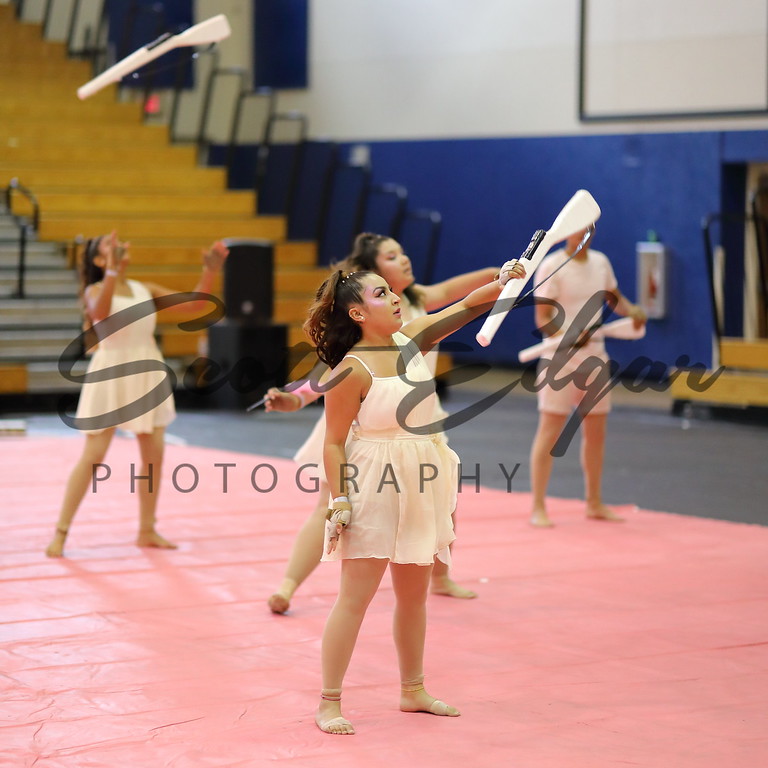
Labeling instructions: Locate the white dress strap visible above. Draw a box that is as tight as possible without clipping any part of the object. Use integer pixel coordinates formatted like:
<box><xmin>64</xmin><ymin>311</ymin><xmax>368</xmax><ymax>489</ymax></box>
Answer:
<box><xmin>343</xmin><ymin>354</ymin><xmax>376</xmax><ymax>378</ymax></box>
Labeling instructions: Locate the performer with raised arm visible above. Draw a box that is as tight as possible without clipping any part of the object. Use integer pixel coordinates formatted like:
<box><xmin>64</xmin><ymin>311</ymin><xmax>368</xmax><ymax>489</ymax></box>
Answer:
<box><xmin>45</xmin><ymin>231</ymin><xmax>228</xmax><ymax>557</ymax></box>
<box><xmin>307</xmin><ymin>259</ymin><xmax>525</xmax><ymax>734</ymax></box>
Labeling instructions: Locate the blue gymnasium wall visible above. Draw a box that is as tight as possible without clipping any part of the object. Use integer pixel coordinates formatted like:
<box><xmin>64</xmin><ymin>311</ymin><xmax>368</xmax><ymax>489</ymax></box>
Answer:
<box><xmin>357</xmin><ymin>130</ymin><xmax>767</xmax><ymax>374</ymax></box>
<box><xmin>218</xmin><ymin>129</ymin><xmax>768</xmax><ymax>373</ymax></box>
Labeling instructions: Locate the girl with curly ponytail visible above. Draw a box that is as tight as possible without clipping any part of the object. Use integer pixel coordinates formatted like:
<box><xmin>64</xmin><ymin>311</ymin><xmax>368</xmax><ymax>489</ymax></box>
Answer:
<box><xmin>311</xmin><ymin>259</ymin><xmax>526</xmax><ymax>734</ymax></box>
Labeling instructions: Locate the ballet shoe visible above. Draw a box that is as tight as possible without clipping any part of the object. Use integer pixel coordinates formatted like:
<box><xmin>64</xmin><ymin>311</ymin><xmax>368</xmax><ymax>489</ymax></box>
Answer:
<box><xmin>430</xmin><ymin>576</ymin><xmax>477</xmax><ymax>599</ymax></box>
<box><xmin>268</xmin><ymin>593</ymin><xmax>290</xmax><ymax>614</ymax></box>
<box><xmin>586</xmin><ymin>506</ymin><xmax>625</xmax><ymax>522</ymax></box>
<box><xmin>316</xmin><ymin>689</ymin><xmax>355</xmax><ymax>734</ymax></box>
<box><xmin>136</xmin><ymin>529</ymin><xmax>178</xmax><ymax>548</ymax></box>
<box><xmin>529</xmin><ymin>510</ymin><xmax>554</xmax><ymax>528</ymax></box>
<box><xmin>45</xmin><ymin>527</ymin><xmax>68</xmax><ymax>558</ymax></box>
<box><xmin>400</xmin><ymin>676</ymin><xmax>460</xmax><ymax>717</ymax></box>
<box><xmin>315</xmin><ymin>712</ymin><xmax>355</xmax><ymax>735</ymax></box>
<box><xmin>268</xmin><ymin>579</ymin><xmax>297</xmax><ymax>614</ymax></box>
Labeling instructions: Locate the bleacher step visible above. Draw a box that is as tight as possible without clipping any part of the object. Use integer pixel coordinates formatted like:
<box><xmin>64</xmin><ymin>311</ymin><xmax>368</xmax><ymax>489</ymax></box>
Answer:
<box><xmin>671</xmin><ymin>369</ymin><xmax>768</xmax><ymax>408</ymax></box>
<box><xmin>1</xmin><ymin>166</ymin><xmax>228</xmax><ymax>192</ymax></box>
<box><xmin>24</xmin><ymin>359</ymin><xmax>190</xmax><ymax>394</ymax></box>
<box><xmin>720</xmin><ymin>338</ymin><xmax>768</xmax><ymax>372</ymax></box>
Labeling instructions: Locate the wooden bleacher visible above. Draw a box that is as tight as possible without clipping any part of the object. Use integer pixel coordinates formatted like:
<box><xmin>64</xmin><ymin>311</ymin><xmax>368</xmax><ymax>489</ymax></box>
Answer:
<box><xmin>671</xmin><ymin>338</ymin><xmax>768</xmax><ymax>408</ymax></box>
<box><xmin>0</xmin><ymin>4</ymin><xmax>326</xmax><ymax>395</ymax></box>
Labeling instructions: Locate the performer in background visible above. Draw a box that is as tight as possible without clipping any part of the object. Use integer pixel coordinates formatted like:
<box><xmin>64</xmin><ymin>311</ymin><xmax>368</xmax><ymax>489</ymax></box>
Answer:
<box><xmin>529</xmin><ymin>228</ymin><xmax>646</xmax><ymax>527</ymax></box>
<box><xmin>265</xmin><ymin>233</ymin><xmax>502</xmax><ymax>613</ymax></box>
<box><xmin>45</xmin><ymin>231</ymin><xmax>228</xmax><ymax>557</ymax></box>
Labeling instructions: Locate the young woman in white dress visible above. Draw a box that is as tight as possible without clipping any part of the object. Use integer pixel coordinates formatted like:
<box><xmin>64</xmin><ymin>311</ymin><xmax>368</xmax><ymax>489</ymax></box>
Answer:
<box><xmin>306</xmin><ymin>259</ymin><xmax>525</xmax><ymax>734</ymax></box>
<box><xmin>45</xmin><ymin>231</ymin><xmax>228</xmax><ymax>557</ymax></box>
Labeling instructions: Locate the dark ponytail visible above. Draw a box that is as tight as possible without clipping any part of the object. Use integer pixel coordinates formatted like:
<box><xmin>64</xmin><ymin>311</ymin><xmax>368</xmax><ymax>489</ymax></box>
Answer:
<box><xmin>80</xmin><ymin>236</ymin><xmax>105</xmax><ymax>291</ymax></box>
<box><xmin>337</xmin><ymin>232</ymin><xmax>425</xmax><ymax>309</ymax></box>
<box><xmin>304</xmin><ymin>270</ymin><xmax>372</xmax><ymax>368</ymax></box>
<box><xmin>78</xmin><ymin>235</ymin><xmax>105</xmax><ymax>352</ymax></box>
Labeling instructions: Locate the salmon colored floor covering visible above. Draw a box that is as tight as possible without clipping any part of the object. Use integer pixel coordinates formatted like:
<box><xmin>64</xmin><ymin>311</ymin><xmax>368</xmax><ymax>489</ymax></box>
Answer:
<box><xmin>1</xmin><ymin>436</ymin><xmax>766</xmax><ymax>767</ymax></box>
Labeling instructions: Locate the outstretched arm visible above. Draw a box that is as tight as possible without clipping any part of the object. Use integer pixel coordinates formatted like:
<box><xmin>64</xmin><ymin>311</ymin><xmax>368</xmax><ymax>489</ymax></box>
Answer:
<box><xmin>402</xmin><ymin>260</ymin><xmax>526</xmax><ymax>351</ymax></box>
<box><xmin>264</xmin><ymin>361</ymin><xmax>329</xmax><ymax>412</ymax></box>
<box><xmin>85</xmin><ymin>231</ymin><xmax>124</xmax><ymax>322</ymax></box>
<box><xmin>145</xmin><ymin>241</ymin><xmax>229</xmax><ymax>311</ymax></box>
<box><xmin>418</xmin><ymin>267</ymin><xmax>499</xmax><ymax>311</ymax></box>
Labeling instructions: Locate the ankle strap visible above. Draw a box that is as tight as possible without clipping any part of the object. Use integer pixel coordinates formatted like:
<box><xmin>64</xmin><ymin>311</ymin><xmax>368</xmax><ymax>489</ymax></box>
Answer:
<box><xmin>56</xmin><ymin>526</ymin><xmax>69</xmax><ymax>536</ymax></box>
<box><xmin>401</xmin><ymin>675</ymin><xmax>425</xmax><ymax>692</ymax></box>
<box><xmin>320</xmin><ymin>688</ymin><xmax>342</xmax><ymax>701</ymax></box>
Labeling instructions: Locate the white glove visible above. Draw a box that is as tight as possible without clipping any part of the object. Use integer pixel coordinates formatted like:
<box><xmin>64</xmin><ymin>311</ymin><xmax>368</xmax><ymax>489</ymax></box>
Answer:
<box><xmin>326</xmin><ymin>497</ymin><xmax>352</xmax><ymax>553</ymax></box>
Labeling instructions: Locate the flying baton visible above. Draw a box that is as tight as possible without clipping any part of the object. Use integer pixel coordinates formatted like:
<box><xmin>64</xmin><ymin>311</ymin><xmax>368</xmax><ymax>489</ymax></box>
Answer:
<box><xmin>476</xmin><ymin>189</ymin><xmax>601</xmax><ymax>347</ymax></box>
<box><xmin>77</xmin><ymin>14</ymin><xmax>231</xmax><ymax>100</ymax></box>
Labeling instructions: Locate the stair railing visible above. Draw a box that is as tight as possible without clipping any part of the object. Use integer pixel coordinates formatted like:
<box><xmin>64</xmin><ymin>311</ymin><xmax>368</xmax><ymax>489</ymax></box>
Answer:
<box><xmin>749</xmin><ymin>187</ymin><xmax>768</xmax><ymax>338</ymax></box>
<box><xmin>701</xmin><ymin>212</ymin><xmax>766</xmax><ymax>346</ymax></box>
<box><xmin>196</xmin><ymin>59</ymin><xmax>249</xmax><ymax>160</ymax></box>
<box><xmin>255</xmin><ymin>110</ymin><xmax>308</xmax><ymax>221</ymax></box>
<box><xmin>227</xmin><ymin>86</ymin><xmax>277</xmax><ymax>184</ymax></box>
<box><xmin>397</xmin><ymin>209</ymin><xmax>443</xmax><ymax>285</ymax></box>
<box><xmin>3</xmin><ymin>179</ymin><xmax>39</xmax><ymax>300</ymax></box>
<box><xmin>359</xmin><ymin>182</ymin><xmax>409</xmax><ymax>240</ymax></box>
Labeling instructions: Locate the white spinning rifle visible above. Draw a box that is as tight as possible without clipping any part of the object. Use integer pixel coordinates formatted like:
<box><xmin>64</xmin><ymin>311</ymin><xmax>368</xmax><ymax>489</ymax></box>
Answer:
<box><xmin>476</xmin><ymin>189</ymin><xmax>602</xmax><ymax>347</ymax></box>
<box><xmin>517</xmin><ymin>317</ymin><xmax>646</xmax><ymax>363</ymax></box>
<box><xmin>77</xmin><ymin>14</ymin><xmax>231</xmax><ymax>100</ymax></box>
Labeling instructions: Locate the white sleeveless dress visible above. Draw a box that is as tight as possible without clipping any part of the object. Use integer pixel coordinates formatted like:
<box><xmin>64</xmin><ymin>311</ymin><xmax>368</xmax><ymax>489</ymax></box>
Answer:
<box><xmin>74</xmin><ymin>279</ymin><xmax>176</xmax><ymax>435</ymax></box>
<box><xmin>321</xmin><ymin>332</ymin><xmax>457</xmax><ymax>566</ymax></box>
<box><xmin>293</xmin><ymin>298</ymin><xmax>447</xmax><ymax>474</ymax></box>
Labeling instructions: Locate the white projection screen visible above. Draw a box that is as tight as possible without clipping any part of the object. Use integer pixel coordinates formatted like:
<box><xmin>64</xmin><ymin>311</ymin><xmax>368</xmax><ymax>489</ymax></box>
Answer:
<box><xmin>579</xmin><ymin>0</ymin><xmax>768</xmax><ymax>120</ymax></box>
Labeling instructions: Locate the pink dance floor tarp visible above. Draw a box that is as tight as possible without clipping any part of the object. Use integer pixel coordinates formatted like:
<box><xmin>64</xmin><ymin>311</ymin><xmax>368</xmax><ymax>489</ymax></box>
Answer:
<box><xmin>1</xmin><ymin>436</ymin><xmax>767</xmax><ymax>767</ymax></box>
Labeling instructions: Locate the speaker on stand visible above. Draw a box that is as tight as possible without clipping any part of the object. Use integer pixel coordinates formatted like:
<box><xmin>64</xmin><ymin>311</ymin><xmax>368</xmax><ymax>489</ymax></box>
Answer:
<box><xmin>204</xmin><ymin>239</ymin><xmax>289</xmax><ymax>409</ymax></box>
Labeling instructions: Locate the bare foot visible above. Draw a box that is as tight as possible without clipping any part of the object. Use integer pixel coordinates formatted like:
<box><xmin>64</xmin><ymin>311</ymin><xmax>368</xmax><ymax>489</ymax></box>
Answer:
<box><xmin>315</xmin><ymin>698</ymin><xmax>355</xmax><ymax>735</ymax></box>
<box><xmin>268</xmin><ymin>593</ymin><xmax>291</xmax><ymax>614</ymax></box>
<box><xmin>586</xmin><ymin>504</ymin><xmax>625</xmax><ymax>522</ymax></box>
<box><xmin>431</xmin><ymin>575</ymin><xmax>477</xmax><ymax>599</ymax></box>
<box><xmin>136</xmin><ymin>530</ymin><xmax>178</xmax><ymax>548</ymax></box>
<box><xmin>268</xmin><ymin>578</ymin><xmax>296</xmax><ymax>614</ymax></box>
<box><xmin>400</xmin><ymin>686</ymin><xmax>460</xmax><ymax>717</ymax></box>
<box><xmin>530</xmin><ymin>509</ymin><xmax>554</xmax><ymax>528</ymax></box>
<box><xmin>45</xmin><ymin>529</ymin><xmax>67</xmax><ymax>558</ymax></box>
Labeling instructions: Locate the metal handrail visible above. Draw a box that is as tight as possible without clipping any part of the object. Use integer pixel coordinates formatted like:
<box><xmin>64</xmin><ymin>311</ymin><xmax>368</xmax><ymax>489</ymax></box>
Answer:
<box><xmin>362</xmin><ymin>183</ymin><xmax>409</xmax><ymax>239</ymax></box>
<box><xmin>41</xmin><ymin>0</ymin><xmax>53</xmax><ymax>34</ymax></box>
<box><xmin>317</xmin><ymin>157</ymin><xmax>372</xmax><ymax>263</ymax></box>
<box><xmin>197</xmin><ymin>62</ymin><xmax>249</xmax><ymax>149</ymax></box>
<box><xmin>3</xmin><ymin>179</ymin><xmax>38</xmax><ymax>300</ymax></box>
<box><xmin>749</xmin><ymin>188</ymin><xmax>768</xmax><ymax>338</ymax></box>
<box><xmin>307</xmin><ymin>141</ymin><xmax>340</xmax><ymax>244</ymax></box>
<box><xmin>701</xmin><ymin>211</ymin><xmax>768</xmax><ymax>344</ymax></box>
<box><xmin>400</xmin><ymin>209</ymin><xmax>442</xmax><ymax>285</ymax></box>
<box><xmin>5</xmin><ymin>178</ymin><xmax>40</xmax><ymax>232</ymax></box>
<box><xmin>255</xmin><ymin>111</ymin><xmax>308</xmax><ymax>220</ymax></box>
<box><xmin>66</xmin><ymin>0</ymin><xmax>107</xmax><ymax>61</ymax></box>
<box><xmin>168</xmin><ymin>45</ymin><xmax>217</xmax><ymax>142</ymax></box>
<box><xmin>226</xmin><ymin>86</ymin><xmax>276</xmax><ymax>178</ymax></box>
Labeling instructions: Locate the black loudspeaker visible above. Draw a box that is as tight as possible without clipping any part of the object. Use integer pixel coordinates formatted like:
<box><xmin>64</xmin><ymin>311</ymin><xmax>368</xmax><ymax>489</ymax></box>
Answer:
<box><xmin>222</xmin><ymin>239</ymin><xmax>274</xmax><ymax>322</ymax></box>
<box><xmin>204</xmin><ymin>320</ymin><xmax>288</xmax><ymax>409</ymax></box>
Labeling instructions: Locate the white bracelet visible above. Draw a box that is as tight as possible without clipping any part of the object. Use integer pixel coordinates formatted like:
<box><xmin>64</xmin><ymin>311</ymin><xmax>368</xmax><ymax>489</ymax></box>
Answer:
<box><xmin>105</xmin><ymin>269</ymin><xmax>118</xmax><ymax>277</ymax></box>
<box><xmin>332</xmin><ymin>496</ymin><xmax>349</xmax><ymax>504</ymax></box>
